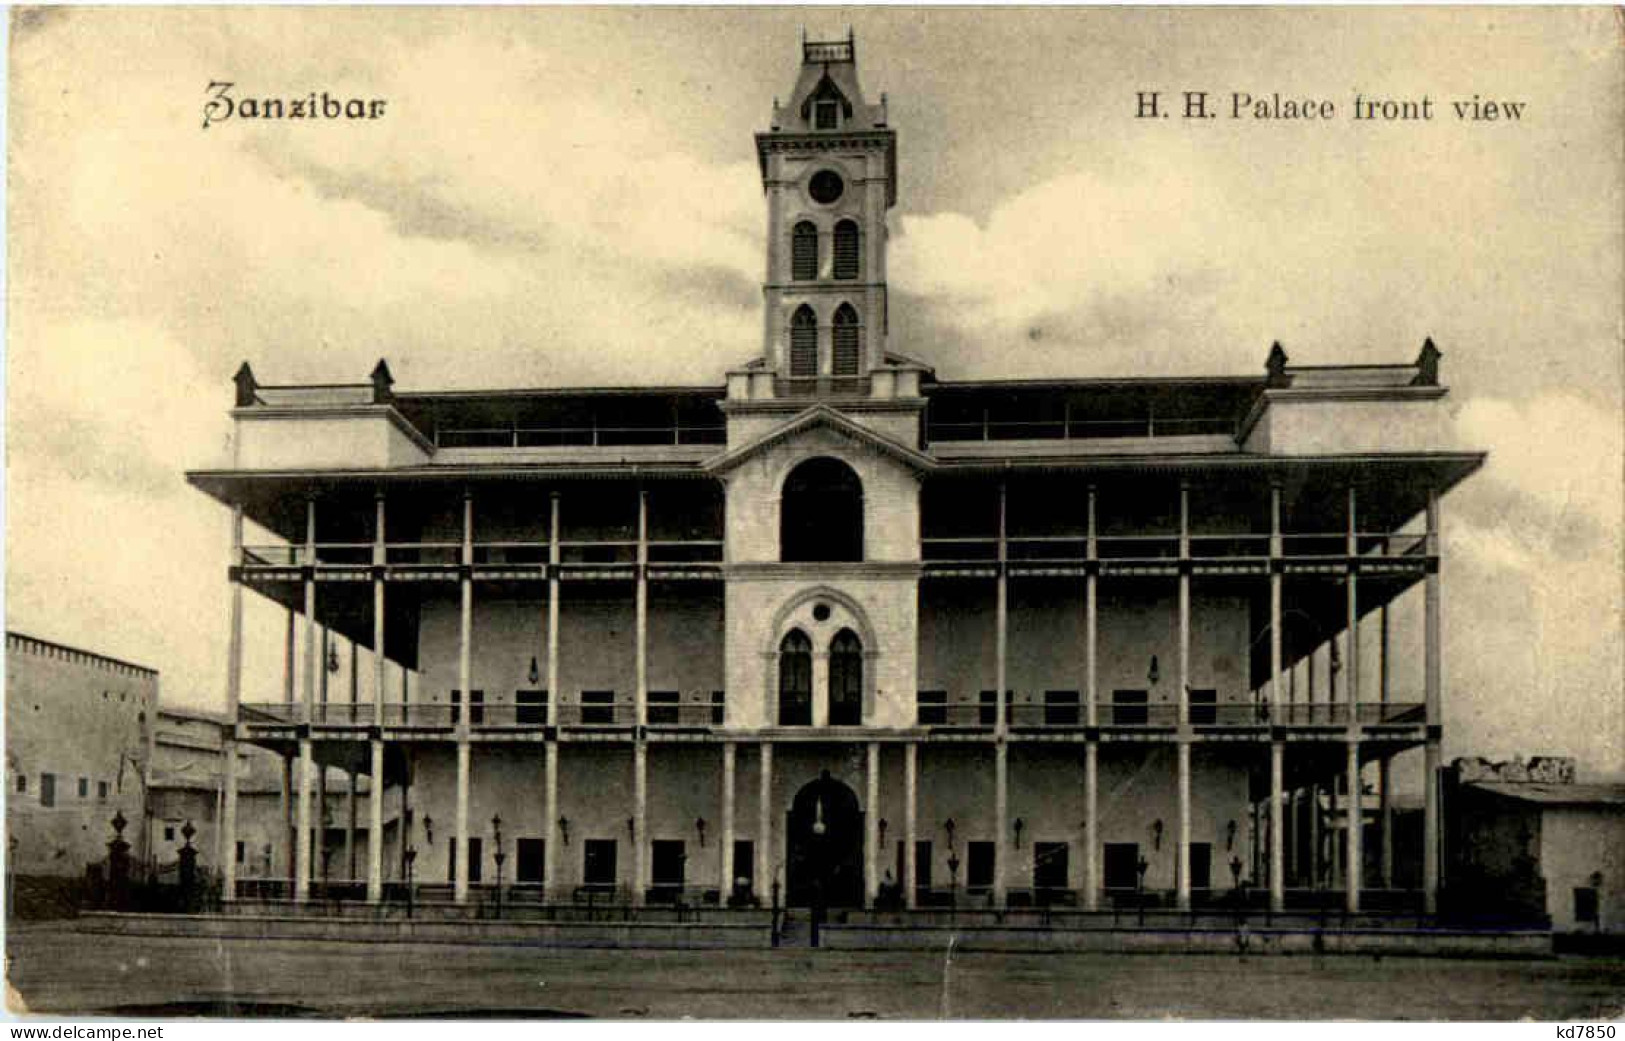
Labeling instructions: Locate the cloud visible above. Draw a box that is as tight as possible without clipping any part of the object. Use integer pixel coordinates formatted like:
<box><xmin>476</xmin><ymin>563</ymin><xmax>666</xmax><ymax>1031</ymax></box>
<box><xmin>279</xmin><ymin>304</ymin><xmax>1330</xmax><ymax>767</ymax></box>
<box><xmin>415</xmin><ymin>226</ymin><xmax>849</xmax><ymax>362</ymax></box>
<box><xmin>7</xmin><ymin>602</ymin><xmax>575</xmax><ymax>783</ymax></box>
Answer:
<box><xmin>1452</xmin><ymin>393</ymin><xmax>1622</xmax><ymax>561</ymax></box>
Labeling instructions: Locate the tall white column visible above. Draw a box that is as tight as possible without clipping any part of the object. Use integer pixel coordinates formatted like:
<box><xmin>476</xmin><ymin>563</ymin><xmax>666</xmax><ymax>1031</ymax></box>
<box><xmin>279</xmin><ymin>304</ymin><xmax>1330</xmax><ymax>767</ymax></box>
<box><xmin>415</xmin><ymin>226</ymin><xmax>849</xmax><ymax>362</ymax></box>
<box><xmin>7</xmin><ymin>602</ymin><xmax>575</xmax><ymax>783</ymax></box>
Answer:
<box><xmin>1346</xmin><ymin>739</ymin><xmax>1362</xmax><ymax>912</ymax></box>
<box><xmin>294</xmin><ymin>738</ymin><xmax>313</xmax><ymax>902</ymax></box>
<box><xmin>367</xmin><ymin>739</ymin><xmax>384</xmax><ymax>902</ymax></box>
<box><xmin>864</xmin><ymin>742</ymin><xmax>879</xmax><ymax>907</ymax></box>
<box><xmin>1176</xmin><ymin>483</ymin><xmax>1191</xmax><ymax>911</ymax></box>
<box><xmin>454</xmin><ymin>489</ymin><xmax>473</xmax><ymax>903</ymax></box>
<box><xmin>1084</xmin><ymin>484</ymin><xmax>1099</xmax><ymax>912</ymax></box>
<box><xmin>1176</xmin><ymin>743</ymin><xmax>1191</xmax><ymax>911</ymax></box>
<box><xmin>996</xmin><ymin>481</ymin><xmax>1008</xmax><ymax>735</ymax></box>
<box><xmin>721</xmin><ymin>744</ymin><xmax>736</xmax><ymax>901</ymax></box>
<box><xmin>1378</xmin><ymin>604</ymin><xmax>1394</xmax><ymax>889</ymax></box>
<box><xmin>904</xmin><ymin>742</ymin><xmax>918</xmax><ymax>909</ymax></box>
<box><xmin>756</xmin><ymin>743</ymin><xmax>773</xmax><ymax>905</ymax></box>
<box><xmin>1270</xmin><ymin>740</ymin><xmax>1285</xmax><ymax>912</ymax></box>
<box><xmin>543</xmin><ymin>742</ymin><xmax>559</xmax><ymax>901</ymax></box>
<box><xmin>994</xmin><ymin>481</ymin><xmax>1009</xmax><ymax>909</ymax></box>
<box><xmin>635</xmin><ymin>489</ymin><xmax>648</xmax><ymax>728</ymax></box>
<box><xmin>994</xmin><ymin>742</ymin><xmax>1009</xmax><ymax>907</ymax></box>
<box><xmin>367</xmin><ymin>492</ymin><xmax>386</xmax><ymax>903</ymax></box>
<box><xmin>1085</xmin><ymin>484</ymin><xmax>1098</xmax><ymax>727</ymax></box>
<box><xmin>1084</xmin><ymin>743</ymin><xmax>1099</xmax><ymax>911</ymax></box>
<box><xmin>632</xmin><ymin>743</ymin><xmax>647</xmax><ymax>907</ymax></box>
<box><xmin>1269</xmin><ymin>481</ymin><xmax>1285</xmax><ymax>911</ymax></box>
<box><xmin>1346</xmin><ymin>485</ymin><xmax>1360</xmax><ymax>725</ymax></box>
<box><xmin>303</xmin><ymin>498</ymin><xmax>318</xmax><ymax>724</ymax></box>
<box><xmin>548</xmin><ymin>492</ymin><xmax>561</xmax><ymax>720</ymax></box>
<box><xmin>1423</xmin><ymin>488</ymin><xmax>1442</xmax><ymax>914</ymax></box>
<box><xmin>374</xmin><ymin>492</ymin><xmax>387</xmax><ymax>727</ymax></box>
<box><xmin>454</xmin><ymin>741</ymin><xmax>471</xmax><ymax>902</ymax></box>
<box><xmin>222</xmin><ymin>504</ymin><xmax>244</xmax><ymax>902</ymax></box>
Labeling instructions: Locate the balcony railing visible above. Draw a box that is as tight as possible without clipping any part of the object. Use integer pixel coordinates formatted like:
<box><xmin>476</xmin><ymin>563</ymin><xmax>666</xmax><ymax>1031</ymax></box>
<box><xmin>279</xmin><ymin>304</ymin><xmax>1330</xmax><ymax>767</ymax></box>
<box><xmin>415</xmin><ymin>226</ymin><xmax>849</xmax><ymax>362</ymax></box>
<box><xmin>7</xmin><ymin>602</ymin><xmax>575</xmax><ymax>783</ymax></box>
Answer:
<box><xmin>240</xmin><ymin>539</ymin><xmax>725</xmax><ymax>569</ymax></box>
<box><xmin>920</xmin><ymin>532</ymin><xmax>1428</xmax><ymax>565</ymax></box>
<box><xmin>926</xmin><ymin>415</ymin><xmax>1235</xmax><ymax>443</ymax></box>
<box><xmin>912</xmin><ymin>700</ymin><xmax>1426</xmax><ymax>730</ymax></box>
<box><xmin>435</xmin><ymin>424</ymin><xmax>725</xmax><ymax>449</ymax></box>
<box><xmin>240</xmin><ymin>699</ymin><xmax>731</xmax><ymax>730</ymax></box>
<box><xmin>773</xmin><ymin>375</ymin><xmax>871</xmax><ymax>399</ymax></box>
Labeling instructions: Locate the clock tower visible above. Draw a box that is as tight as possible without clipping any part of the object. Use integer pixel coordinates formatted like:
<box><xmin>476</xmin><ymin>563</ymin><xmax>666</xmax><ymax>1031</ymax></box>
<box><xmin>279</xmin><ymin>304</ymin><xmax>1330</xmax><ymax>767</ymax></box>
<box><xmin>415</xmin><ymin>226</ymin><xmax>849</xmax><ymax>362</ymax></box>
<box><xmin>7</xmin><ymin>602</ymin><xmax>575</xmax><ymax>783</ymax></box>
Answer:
<box><xmin>754</xmin><ymin>33</ymin><xmax>898</xmax><ymax>392</ymax></box>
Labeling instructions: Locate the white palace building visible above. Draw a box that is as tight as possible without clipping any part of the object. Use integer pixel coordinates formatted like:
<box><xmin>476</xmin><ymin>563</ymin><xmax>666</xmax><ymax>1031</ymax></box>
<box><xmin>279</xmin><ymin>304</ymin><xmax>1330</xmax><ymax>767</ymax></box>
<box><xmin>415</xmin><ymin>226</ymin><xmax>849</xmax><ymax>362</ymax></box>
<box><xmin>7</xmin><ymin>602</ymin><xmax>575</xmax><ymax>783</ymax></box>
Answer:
<box><xmin>188</xmin><ymin>36</ymin><xmax>1484</xmax><ymax>921</ymax></box>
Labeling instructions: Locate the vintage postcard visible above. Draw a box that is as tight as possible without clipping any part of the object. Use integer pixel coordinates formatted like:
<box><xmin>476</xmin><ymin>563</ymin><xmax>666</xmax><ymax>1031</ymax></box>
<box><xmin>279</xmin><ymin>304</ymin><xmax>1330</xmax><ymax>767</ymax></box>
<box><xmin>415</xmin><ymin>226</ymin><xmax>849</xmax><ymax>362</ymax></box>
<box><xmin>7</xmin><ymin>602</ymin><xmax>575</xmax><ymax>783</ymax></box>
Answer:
<box><xmin>5</xmin><ymin>5</ymin><xmax>1622</xmax><ymax>1023</ymax></box>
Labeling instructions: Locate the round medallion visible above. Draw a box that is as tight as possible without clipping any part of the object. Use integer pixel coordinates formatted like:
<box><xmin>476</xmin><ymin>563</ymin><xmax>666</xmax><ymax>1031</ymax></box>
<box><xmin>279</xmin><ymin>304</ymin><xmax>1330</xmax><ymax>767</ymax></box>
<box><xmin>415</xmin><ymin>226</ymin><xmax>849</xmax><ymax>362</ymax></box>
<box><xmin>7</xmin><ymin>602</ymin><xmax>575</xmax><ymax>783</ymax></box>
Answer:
<box><xmin>812</xmin><ymin>603</ymin><xmax>833</xmax><ymax>622</ymax></box>
<box><xmin>808</xmin><ymin>170</ymin><xmax>845</xmax><ymax>205</ymax></box>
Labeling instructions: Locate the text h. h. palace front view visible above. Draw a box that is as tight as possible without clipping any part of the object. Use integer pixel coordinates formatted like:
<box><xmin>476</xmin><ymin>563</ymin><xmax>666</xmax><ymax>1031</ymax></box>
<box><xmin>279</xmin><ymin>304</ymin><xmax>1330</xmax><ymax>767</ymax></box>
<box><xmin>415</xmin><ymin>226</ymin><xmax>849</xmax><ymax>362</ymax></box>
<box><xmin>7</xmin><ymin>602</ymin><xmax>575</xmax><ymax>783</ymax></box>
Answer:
<box><xmin>188</xmin><ymin>36</ymin><xmax>1484</xmax><ymax>921</ymax></box>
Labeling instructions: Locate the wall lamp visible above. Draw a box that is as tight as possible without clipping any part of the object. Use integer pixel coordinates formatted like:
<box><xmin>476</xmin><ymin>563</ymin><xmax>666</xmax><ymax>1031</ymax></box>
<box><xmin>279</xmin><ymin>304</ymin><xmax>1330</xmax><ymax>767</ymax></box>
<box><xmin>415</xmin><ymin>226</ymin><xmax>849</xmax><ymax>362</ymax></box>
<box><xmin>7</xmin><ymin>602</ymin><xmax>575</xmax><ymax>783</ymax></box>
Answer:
<box><xmin>423</xmin><ymin>815</ymin><xmax>434</xmax><ymax>846</ymax></box>
<box><xmin>1013</xmin><ymin>817</ymin><xmax>1025</xmax><ymax>849</ymax></box>
<box><xmin>558</xmin><ymin>816</ymin><xmax>570</xmax><ymax>846</ymax></box>
<box><xmin>528</xmin><ymin>656</ymin><xmax>540</xmax><ymax>685</ymax></box>
<box><xmin>878</xmin><ymin>818</ymin><xmax>888</xmax><ymax>849</ymax></box>
<box><xmin>627</xmin><ymin>817</ymin><xmax>636</xmax><ymax>839</ymax></box>
<box><xmin>1148</xmin><ymin>656</ymin><xmax>1160</xmax><ymax>686</ymax></box>
<box><xmin>1151</xmin><ymin>818</ymin><xmax>1163</xmax><ymax>851</ymax></box>
<box><xmin>944</xmin><ymin>817</ymin><xmax>956</xmax><ymax>850</ymax></box>
<box><xmin>1226</xmin><ymin>820</ymin><xmax>1237</xmax><ymax>851</ymax></box>
<box><xmin>695</xmin><ymin>817</ymin><xmax>707</xmax><ymax>848</ymax></box>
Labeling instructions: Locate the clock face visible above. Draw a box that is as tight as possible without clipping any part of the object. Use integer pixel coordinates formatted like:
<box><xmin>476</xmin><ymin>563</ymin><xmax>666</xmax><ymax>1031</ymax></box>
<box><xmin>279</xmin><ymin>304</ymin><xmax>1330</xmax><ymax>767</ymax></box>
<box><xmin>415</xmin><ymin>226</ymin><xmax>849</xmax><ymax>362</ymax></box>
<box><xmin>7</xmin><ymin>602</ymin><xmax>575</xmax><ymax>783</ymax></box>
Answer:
<box><xmin>808</xmin><ymin>169</ymin><xmax>845</xmax><ymax>205</ymax></box>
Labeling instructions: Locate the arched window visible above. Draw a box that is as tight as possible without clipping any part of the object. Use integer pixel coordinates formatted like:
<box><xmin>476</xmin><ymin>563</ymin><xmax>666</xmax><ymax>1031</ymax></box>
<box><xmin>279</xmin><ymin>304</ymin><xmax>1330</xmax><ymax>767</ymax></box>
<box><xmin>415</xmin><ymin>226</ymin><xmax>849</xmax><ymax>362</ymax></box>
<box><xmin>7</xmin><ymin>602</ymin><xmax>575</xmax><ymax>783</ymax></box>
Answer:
<box><xmin>832</xmin><ymin>304</ymin><xmax>861</xmax><ymax>376</ymax></box>
<box><xmin>833</xmin><ymin>220</ymin><xmax>860</xmax><ymax>280</ymax></box>
<box><xmin>791</xmin><ymin>222</ymin><xmax>818</xmax><ymax>281</ymax></box>
<box><xmin>781</xmin><ymin>457</ymin><xmax>863</xmax><ymax>562</ymax></box>
<box><xmin>789</xmin><ymin>305</ymin><xmax>818</xmax><ymax>378</ymax></box>
<box><xmin>778</xmin><ymin>630</ymin><xmax>813</xmax><ymax>726</ymax></box>
<box><xmin>828</xmin><ymin>629</ymin><xmax>863</xmax><ymax>725</ymax></box>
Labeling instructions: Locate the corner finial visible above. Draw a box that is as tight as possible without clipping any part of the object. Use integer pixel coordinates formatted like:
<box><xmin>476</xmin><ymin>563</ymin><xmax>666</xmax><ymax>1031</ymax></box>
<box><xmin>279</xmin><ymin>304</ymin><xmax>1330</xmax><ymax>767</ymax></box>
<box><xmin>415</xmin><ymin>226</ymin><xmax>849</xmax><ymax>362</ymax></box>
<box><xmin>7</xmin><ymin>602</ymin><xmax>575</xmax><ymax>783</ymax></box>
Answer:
<box><xmin>1413</xmin><ymin>337</ymin><xmax>1441</xmax><ymax>386</ymax></box>
<box><xmin>232</xmin><ymin>362</ymin><xmax>258</xmax><ymax>408</ymax></box>
<box><xmin>370</xmin><ymin>359</ymin><xmax>395</xmax><ymax>404</ymax></box>
<box><xmin>1265</xmin><ymin>341</ymin><xmax>1290</xmax><ymax>387</ymax></box>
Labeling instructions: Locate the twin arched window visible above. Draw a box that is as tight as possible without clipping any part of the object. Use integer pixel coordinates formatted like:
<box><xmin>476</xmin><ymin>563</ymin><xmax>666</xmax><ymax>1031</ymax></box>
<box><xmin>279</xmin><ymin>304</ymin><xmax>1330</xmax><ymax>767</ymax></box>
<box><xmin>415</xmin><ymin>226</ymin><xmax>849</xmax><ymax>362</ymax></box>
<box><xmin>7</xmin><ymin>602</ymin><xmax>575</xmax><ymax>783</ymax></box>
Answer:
<box><xmin>789</xmin><ymin>219</ymin><xmax>861</xmax><ymax>282</ymax></box>
<box><xmin>777</xmin><ymin>627</ymin><xmax>864</xmax><ymax>726</ymax></box>
<box><xmin>785</xmin><ymin>304</ymin><xmax>862</xmax><ymax>379</ymax></box>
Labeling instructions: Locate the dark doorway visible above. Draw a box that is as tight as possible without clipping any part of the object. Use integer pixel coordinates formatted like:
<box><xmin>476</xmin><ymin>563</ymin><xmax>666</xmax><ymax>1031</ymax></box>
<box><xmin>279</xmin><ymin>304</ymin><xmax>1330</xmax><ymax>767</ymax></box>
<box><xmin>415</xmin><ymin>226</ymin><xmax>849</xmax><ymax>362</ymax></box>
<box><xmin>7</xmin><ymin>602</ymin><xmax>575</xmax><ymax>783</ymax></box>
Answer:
<box><xmin>583</xmin><ymin>839</ymin><xmax>617</xmax><ymax>891</ymax></box>
<box><xmin>780</xmin><ymin>457</ymin><xmax>864</xmax><ymax>562</ymax></box>
<box><xmin>1033</xmin><ymin>841</ymin><xmax>1070</xmax><ymax>904</ymax></box>
<box><xmin>1189</xmin><ymin>842</ymin><xmax>1212</xmax><ymax>897</ymax></box>
<box><xmin>828</xmin><ymin>629</ymin><xmax>863</xmax><ymax>725</ymax></box>
<box><xmin>650</xmin><ymin>840</ymin><xmax>686</xmax><ymax>903</ymax></box>
<box><xmin>516</xmin><ymin>838</ymin><xmax>544</xmax><ymax>884</ymax></box>
<box><xmin>786</xmin><ymin>771</ymin><xmax>864</xmax><ymax>907</ymax></box>
<box><xmin>1104</xmin><ymin>842</ymin><xmax>1140</xmax><ymax>895</ymax></box>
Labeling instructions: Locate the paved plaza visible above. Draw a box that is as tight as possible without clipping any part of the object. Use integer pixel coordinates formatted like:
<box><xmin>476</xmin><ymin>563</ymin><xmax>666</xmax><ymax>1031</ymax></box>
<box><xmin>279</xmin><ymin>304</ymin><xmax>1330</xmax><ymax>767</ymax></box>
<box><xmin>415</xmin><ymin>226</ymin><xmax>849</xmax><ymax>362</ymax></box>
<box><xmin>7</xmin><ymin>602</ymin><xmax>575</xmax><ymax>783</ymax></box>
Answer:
<box><xmin>5</xmin><ymin>924</ymin><xmax>1624</xmax><ymax>1020</ymax></box>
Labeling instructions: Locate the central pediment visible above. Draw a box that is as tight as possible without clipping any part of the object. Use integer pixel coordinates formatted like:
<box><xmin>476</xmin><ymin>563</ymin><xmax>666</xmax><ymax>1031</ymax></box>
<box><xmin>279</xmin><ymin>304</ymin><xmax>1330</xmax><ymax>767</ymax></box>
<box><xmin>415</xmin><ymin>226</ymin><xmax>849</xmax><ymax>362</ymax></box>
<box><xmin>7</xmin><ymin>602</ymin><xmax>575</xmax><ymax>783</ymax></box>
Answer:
<box><xmin>702</xmin><ymin>404</ymin><xmax>936</xmax><ymax>477</ymax></box>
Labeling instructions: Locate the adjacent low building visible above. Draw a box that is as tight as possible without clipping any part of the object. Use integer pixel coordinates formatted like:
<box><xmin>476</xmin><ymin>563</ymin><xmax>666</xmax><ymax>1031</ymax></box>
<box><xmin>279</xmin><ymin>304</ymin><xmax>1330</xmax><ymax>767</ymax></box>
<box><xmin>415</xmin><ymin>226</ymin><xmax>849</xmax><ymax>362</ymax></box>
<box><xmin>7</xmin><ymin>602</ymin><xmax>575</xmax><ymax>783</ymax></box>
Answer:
<box><xmin>1446</xmin><ymin>757</ymin><xmax>1625</xmax><ymax>933</ymax></box>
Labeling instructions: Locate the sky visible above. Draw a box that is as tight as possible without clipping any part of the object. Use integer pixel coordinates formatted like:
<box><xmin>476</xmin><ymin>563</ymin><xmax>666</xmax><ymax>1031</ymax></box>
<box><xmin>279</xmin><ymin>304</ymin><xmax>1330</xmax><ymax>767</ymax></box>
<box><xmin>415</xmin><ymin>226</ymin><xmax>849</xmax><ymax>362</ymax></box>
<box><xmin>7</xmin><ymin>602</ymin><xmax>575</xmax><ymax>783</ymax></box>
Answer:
<box><xmin>6</xmin><ymin>7</ymin><xmax>1622</xmax><ymax>777</ymax></box>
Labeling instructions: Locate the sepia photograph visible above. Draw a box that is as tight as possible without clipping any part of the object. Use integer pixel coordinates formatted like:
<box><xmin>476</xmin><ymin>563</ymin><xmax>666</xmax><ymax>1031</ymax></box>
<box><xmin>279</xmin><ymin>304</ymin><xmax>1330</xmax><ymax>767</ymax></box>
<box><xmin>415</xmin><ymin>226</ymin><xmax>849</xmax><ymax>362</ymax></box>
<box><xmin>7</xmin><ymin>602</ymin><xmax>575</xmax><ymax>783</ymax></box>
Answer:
<box><xmin>3</xmin><ymin>4</ymin><xmax>1622</xmax><ymax>1023</ymax></box>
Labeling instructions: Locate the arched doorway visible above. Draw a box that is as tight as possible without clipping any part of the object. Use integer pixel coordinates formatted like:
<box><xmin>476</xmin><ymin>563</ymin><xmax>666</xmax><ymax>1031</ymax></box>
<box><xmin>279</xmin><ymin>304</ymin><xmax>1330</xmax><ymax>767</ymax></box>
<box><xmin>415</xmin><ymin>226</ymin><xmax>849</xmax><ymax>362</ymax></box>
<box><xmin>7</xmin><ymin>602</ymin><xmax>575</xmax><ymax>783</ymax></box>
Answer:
<box><xmin>786</xmin><ymin>771</ymin><xmax>864</xmax><ymax>908</ymax></box>
<box><xmin>828</xmin><ymin>628</ymin><xmax>863</xmax><ymax>725</ymax></box>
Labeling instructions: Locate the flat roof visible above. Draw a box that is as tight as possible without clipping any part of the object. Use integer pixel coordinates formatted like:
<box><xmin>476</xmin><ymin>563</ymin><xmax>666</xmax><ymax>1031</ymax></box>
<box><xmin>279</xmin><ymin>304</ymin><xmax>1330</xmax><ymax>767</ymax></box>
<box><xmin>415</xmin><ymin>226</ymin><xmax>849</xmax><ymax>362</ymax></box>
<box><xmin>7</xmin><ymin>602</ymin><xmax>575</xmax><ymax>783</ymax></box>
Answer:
<box><xmin>1469</xmin><ymin>782</ymin><xmax>1625</xmax><ymax>808</ymax></box>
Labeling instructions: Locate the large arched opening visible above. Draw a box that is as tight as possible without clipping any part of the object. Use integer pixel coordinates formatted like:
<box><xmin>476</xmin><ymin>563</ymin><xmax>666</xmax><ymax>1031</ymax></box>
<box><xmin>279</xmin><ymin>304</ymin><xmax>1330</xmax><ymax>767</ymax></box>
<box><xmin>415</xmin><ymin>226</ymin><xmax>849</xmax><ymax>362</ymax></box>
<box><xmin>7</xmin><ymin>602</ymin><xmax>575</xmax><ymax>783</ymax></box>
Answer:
<box><xmin>780</xmin><ymin>457</ymin><xmax>863</xmax><ymax>562</ymax></box>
